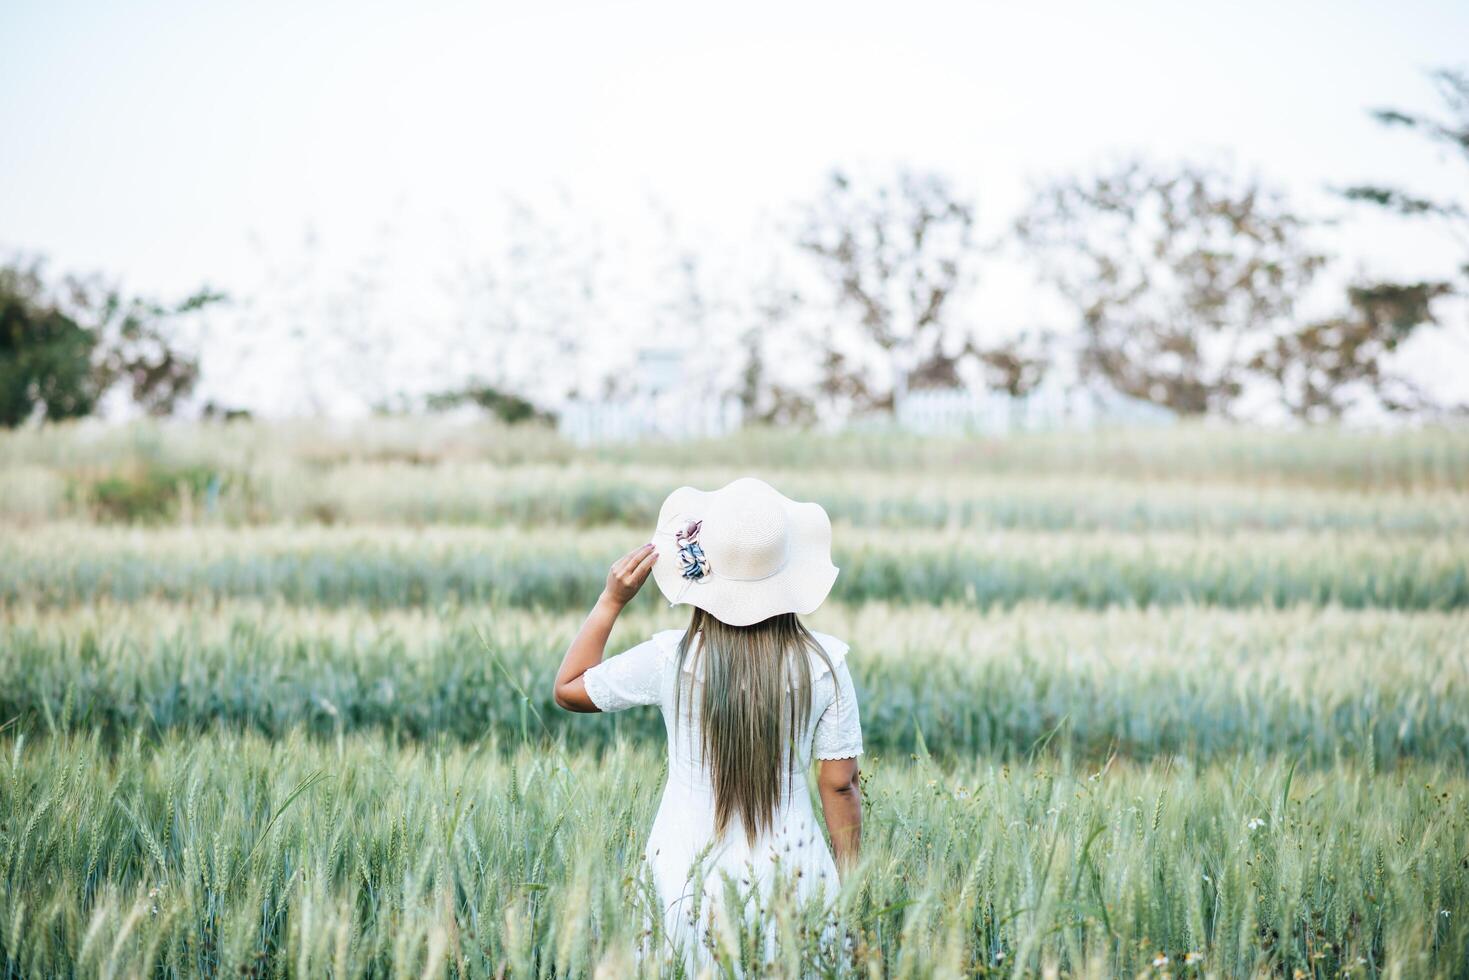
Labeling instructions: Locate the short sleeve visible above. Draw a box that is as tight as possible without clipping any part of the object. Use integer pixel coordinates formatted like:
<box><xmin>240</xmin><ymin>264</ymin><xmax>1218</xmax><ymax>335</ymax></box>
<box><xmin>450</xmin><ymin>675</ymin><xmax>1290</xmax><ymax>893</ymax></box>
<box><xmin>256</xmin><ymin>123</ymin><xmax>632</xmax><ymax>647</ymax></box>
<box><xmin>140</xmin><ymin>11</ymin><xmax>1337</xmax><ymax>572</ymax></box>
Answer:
<box><xmin>812</xmin><ymin>657</ymin><xmax>864</xmax><ymax>760</ymax></box>
<box><xmin>581</xmin><ymin>637</ymin><xmax>667</xmax><ymax>712</ymax></box>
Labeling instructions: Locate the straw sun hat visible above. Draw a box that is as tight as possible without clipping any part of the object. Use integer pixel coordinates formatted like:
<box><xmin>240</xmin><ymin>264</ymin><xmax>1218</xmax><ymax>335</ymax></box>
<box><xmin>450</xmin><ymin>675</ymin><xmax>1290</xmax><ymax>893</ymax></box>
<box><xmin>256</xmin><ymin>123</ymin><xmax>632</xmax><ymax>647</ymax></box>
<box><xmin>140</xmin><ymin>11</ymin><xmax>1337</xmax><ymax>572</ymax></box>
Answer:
<box><xmin>649</xmin><ymin>477</ymin><xmax>839</xmax><ymax>628</ymax></box>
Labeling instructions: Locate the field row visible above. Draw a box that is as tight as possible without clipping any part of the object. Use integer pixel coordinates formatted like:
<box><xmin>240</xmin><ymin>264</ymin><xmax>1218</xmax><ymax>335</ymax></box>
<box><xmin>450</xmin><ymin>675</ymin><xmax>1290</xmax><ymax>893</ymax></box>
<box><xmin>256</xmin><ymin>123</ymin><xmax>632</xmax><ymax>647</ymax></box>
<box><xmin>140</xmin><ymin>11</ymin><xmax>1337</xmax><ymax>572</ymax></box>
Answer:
<box><xmin>5</xmin><ymin>524</ymin><xmax>1466</xmax><ymax>611</ymax></box>
<box><xmin>2</xmin><ymin>730</ymin><xmax>1464</xmax><ymax>977</ymax></box>
<box><xmin>5</xmin><ymin>601</ymin><xmax>1466</xmax><ymax>766</ymax></box>
<box><xmin>7</xmin><ymin>418</ymin><xmax>1469</xmax><ymax>489</ymax></box>
<box><xmin>9</xmin><ymin>461</ymin><xmax>1469</xmax><ymax>532</ymax></box>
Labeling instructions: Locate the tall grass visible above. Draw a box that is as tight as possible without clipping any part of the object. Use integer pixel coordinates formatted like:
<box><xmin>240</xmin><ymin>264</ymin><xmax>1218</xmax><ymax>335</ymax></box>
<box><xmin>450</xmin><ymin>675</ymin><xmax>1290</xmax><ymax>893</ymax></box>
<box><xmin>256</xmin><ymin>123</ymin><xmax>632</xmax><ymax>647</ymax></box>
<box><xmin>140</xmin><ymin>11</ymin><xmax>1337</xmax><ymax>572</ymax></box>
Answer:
<box><xmin>5</xmin><ymin>418</ymin><xmax>1469</xmax><ymax>488</ymax></box>
<box><xmin>2</xmin><ymin>601</ymin><xmax>1466</xmax><ymax>767</ymax></box>
<box><xmin>2</xmin><ymin>730</ymin><xmax>1465</xmax><ymax>978</ymax></box>
<box><xmin>5</xmin><ymin>420</ymin><xmax>1468</xmax><ymax>977</ymax></box>
<box><xmin>4</xmin><ymin>525</ymin><xmax>1466</xmax><ymax>611</ymax></box>
<box><xmin>11</xmin><ymin>462</ymin><xmax>1469</xmax><ymax>531</ymax></box>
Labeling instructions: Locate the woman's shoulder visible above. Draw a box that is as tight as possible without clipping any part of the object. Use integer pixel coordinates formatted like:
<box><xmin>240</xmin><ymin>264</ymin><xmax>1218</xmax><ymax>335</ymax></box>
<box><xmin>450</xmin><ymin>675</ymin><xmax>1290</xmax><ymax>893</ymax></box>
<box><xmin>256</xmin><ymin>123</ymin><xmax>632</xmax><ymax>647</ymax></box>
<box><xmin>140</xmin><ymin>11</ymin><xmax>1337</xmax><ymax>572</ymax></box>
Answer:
<box><xmin>646</xmin><ymin>628</ymin><xmax>689</xmax><ymax>666</ymax></box>
<box><xmin>806</xmin><ymin>631</ymin><xmax>850</xmax><ymax>679</ymax></box>
<box><xmin>808</xmin><ymin>631</ymin><xmax>849</xmax><ymax>657</ymax></box>
<box><xmin>649</xmin><ymin>627</ymin><xmax>687</xmax><ymax>647</ymax></box>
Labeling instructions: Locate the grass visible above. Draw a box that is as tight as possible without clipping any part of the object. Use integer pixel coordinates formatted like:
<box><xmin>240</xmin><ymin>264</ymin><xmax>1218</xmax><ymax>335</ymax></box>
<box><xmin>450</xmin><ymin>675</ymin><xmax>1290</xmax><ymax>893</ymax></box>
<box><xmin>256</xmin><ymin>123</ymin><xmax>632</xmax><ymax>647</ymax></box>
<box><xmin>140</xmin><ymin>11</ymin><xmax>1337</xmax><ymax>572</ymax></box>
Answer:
<box><xmin>2</xmin><ymin>601</ymin><xmax>1467</xmax><ymax>769</ymax></box>
<box><xmin>3</xmin><ymin>419</ymin><xmax>1469</xmax><ymax>976</ymax></box>
<box><xmin>2</xmin><ymin>731</ymin><xmax>1466</xmax><ymax>978</ymax></box>
<box><xmin>6</xmin><ymin>418</ymin><xmax>1469</xmax><ymax>489</ymax></box>
<box><xmin>4</xmin><ymin>524</ymin><xmax>1466</xmax><ymax>611</ymax></box>
<box><xmin>13</xmin><ymin>463</ymin><xmax>1469</xmax><ymax>532</ymax></box>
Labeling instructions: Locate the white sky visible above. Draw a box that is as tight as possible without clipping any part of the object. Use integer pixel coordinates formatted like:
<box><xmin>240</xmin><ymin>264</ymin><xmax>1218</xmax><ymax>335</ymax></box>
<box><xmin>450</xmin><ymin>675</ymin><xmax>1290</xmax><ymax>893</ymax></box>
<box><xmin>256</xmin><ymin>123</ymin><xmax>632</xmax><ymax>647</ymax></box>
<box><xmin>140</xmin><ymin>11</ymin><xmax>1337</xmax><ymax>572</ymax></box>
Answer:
<box><xmin>3</xmin><ymin>0</ymin><xmax>1467</xmax><ymax>415</ymax></box>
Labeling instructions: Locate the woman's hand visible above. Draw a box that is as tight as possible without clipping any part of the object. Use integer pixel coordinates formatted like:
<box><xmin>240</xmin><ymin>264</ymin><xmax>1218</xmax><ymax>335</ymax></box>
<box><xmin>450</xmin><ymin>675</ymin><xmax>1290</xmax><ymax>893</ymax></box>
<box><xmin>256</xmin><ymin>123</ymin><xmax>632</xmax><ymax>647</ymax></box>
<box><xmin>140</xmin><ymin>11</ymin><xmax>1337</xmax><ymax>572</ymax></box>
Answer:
<box><xmin>554</xmin><ymin>543</ymin><xmax>659</xmax><ymax>712</ymax></box>
<box><xmin>602</xmin><ymin>542</ymin><xmax>659</xmax><ymax>606</ymax></box>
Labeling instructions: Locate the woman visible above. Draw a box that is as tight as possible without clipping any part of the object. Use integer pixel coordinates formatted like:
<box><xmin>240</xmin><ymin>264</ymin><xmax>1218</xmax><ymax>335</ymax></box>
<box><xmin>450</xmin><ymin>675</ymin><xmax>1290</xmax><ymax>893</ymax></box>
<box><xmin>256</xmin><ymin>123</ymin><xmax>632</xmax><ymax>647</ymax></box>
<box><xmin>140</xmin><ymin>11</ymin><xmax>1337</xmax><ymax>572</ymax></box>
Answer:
<box><xmin>552</xmin><ymin>477</ymin><xmax>864</xmax><ymax>968</ymax></box>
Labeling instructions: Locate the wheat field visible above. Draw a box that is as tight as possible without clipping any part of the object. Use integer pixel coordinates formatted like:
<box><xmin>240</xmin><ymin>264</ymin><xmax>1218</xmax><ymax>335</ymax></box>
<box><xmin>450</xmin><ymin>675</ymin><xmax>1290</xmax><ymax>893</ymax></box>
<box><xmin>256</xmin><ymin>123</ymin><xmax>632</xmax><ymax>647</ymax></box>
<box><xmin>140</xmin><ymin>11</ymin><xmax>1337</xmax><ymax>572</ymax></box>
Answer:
<box><xmin>2</xmin><ymin>420</ymin><xmax>1467</xmax><ymax>978</ymax></box>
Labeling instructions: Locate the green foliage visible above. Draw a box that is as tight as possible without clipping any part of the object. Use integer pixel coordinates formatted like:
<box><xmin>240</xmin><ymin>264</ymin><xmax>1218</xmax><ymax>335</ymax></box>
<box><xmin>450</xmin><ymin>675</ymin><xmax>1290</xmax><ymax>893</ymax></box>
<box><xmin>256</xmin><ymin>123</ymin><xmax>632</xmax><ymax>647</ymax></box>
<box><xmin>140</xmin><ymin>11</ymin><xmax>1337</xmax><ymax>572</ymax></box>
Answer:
<box><xmin>69</xmin><ymin>462</ymin><xmax>223</xmax><ymax>523</ymax></box>
<box><xmin>1341</xmin><ymin>184</ymin><xmax>1451</xmax><ymax>217</ymax></box>
<box><xmin>1345</xmin><ymin>68</ymin><xmax>1468</xmax><ymax>231</ymax></box>
<box><xmin>0</xmin><ymin>262</ymin><xmax>99</xmax><ymax>426</ymax></box>
<box><xmin>424</xmin><ymin>382</ymin><xmax>554</xmax><ymax>425</ymax></box>
<box><xmin>1338</xmin><ymin>67</ymin><xmax>1468</xmax><ymax>407</ymax></box>
<box><xmin>0</xmin><ymin>258</ymin><xmax>223</xmax><ymax>427</ymax></box>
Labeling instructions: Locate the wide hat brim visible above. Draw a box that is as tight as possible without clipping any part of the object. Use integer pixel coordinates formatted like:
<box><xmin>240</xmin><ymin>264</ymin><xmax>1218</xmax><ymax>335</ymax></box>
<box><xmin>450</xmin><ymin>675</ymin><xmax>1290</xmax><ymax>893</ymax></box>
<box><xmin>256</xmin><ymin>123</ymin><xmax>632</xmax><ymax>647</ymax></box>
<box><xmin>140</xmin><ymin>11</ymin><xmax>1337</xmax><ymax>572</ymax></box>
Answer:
<box><xmin>650</xmin><ymin>481</ymin><xmax>839</xmax><ymax>627</ymax></box>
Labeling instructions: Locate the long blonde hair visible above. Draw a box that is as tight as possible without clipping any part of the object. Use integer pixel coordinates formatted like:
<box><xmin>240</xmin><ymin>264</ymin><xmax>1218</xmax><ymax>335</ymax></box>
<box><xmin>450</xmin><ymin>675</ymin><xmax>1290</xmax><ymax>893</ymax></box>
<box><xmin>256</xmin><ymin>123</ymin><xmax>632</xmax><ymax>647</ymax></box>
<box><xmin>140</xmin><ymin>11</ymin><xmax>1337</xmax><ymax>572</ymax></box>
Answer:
<box><xmin>674</xmin><ymin>608</ymin><xmax>834</xmax><ymax>845</ymax></box>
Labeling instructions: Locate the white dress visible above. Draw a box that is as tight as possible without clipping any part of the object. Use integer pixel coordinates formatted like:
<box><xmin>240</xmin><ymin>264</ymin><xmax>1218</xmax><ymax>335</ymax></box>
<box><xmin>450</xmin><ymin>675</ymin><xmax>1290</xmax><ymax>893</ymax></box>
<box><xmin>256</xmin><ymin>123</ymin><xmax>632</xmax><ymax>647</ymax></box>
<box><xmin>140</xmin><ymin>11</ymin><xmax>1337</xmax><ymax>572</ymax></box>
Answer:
<box><xmin>582</xmin><ymin>628</ymin><xmax>864</xmax><ymax>968</ymax></box>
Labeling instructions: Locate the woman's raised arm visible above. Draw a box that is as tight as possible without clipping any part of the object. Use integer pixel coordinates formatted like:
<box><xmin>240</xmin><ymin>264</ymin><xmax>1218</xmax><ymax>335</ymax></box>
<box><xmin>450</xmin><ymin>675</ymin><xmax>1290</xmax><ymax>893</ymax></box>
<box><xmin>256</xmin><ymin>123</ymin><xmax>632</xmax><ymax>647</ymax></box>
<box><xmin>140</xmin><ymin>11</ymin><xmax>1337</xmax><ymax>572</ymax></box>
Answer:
<box><xmin>552</xmin><ymin>543</ymin><xmax>658</xmax><ymax>712</ymax></box>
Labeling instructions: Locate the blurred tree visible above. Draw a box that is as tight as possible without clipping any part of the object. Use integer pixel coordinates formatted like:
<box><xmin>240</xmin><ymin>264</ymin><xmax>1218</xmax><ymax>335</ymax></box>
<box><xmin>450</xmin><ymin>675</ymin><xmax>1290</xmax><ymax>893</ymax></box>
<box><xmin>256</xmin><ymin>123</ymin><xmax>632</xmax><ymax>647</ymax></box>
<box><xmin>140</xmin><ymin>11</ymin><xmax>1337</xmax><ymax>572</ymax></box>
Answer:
<box><xmin>0</xmin><ymin>262</ymin><xmax>98</xmax><ymax>425</ymax></box>
<box><xmin>734</xmin><ymin>269</ymin><xmax>821</xmax><ymax>426</ymax></box>
<box><xmin>424</xmin><ymin>381</ymin><xmax>553</xmax><ymax>424</ymax></box>
<box><xmin>1340</xmin><ymin>68</ymin><xmax>1467</xmax><ymax>278</ymax></box>
<box><xmin>0</xmin><ymin>257</ymin><xmax>223</xmax><ymax>426</ymax></box>
<box><xmin>797</xmin><ymin>169</ymin><xmax>986</xmax><ymax>412</ymax></box>
<box><xmin>1337</xmin><ymin>67</ymin><xmax>1467</xmax><ymax>410</ymax></box>
<box><xmin>85</xmin><ymin>281</ymin><xmax>223</xmax><ymax>416</ymax></box>
<box><xmin>736</xmin><ymin>323</ymin><xmax>768</xmax><ymax>417</ymax></box>
<box><xmin>1250</xmin><ymin>281</ymin><xmax>1453</xmax><ymax>420</ymax></box>
<box><xmin>200</xmin><ymin>400</ymin><xmax>252</xmax><ymax>421</ymax></box>
<box><xmin>1016</xmin><ymin>161</ymin><xmax>1327</xmax><ymax>416</ymax></box>
<box><xmin>447</xmin><ymin>198</ymin><xmax>603</xmax><ymax>412</ymax></box>
<box><xmin>976</xmin><ymin>331</ymin><xmax>1052</xmax><ymax>399</ymax></box>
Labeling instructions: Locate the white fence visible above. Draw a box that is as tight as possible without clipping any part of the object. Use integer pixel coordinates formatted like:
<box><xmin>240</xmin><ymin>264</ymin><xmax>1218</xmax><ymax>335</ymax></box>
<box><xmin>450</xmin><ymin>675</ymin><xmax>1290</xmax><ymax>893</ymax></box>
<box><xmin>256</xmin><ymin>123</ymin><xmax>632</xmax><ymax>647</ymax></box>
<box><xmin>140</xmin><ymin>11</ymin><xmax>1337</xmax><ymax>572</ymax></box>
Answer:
<box><xmin>557</xmin><ymin>385</ymin><xmax>1172</xmax><ymax>444</ymax></box>
<box><xmin>896</xmin><ymin>384</ymin><xmax>1175</xmax><ymax>435</ymax></box>
<box><xmin>558</xmin><ymin>396</ymin><xmax>744</xmax><ymax>446</ymax></box>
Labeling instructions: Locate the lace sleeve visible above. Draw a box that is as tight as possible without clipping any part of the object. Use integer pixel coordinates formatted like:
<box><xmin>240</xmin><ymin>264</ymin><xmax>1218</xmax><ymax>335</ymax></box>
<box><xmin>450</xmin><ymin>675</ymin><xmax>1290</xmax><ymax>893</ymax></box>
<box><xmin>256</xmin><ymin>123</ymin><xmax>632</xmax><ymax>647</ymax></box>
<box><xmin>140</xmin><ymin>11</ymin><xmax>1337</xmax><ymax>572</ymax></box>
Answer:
<box><xmin>812</xmin><ymin>657</ymin><xmax>864</xmax><ymax>760</ymax></box>
<box><xmin>581</xmin><ymin>637</ymin><xmax>665</xmax><ymax>712</ymax></box>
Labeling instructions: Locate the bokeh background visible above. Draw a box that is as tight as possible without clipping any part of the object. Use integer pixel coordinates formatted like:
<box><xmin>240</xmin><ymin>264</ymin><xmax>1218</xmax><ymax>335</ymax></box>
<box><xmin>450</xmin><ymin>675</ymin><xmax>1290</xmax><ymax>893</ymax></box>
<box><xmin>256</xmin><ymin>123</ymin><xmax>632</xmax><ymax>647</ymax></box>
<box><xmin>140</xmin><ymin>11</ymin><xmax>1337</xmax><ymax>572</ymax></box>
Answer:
<box><xmin>3</xmin><ymin>3</ymin><xmax>1469</xmax><ymax>978</ymax></box>
<box><xmin>3</xmin><ymin>0</ymin><xmax>1468</xmax><ymax>426</ymax></box>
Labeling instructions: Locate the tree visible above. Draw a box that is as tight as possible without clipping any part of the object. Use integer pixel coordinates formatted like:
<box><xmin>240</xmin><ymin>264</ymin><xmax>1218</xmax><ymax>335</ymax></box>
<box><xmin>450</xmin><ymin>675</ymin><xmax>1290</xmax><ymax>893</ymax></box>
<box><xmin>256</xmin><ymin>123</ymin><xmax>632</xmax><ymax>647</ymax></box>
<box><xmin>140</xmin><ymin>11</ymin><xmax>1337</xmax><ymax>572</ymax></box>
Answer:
<box><xmin>0</xmin><ymin>257</ymin><xmax>223</xmax><ymax>426</ymax></box>
<box><xmin>424</xmin><ymin>381</ymin><xmax>553</xmax><ymax>424</ymax></box>
<box><xmin>734</xmin><ymin>273</ymin><xmax>819</xmax><ymax>426</ymax></box>
<box><xmin>1337</xmin><ymin>66</ymin><xmax>1467</xmax><ymax>411</ymax></box>
<box><xmin>446</xmin><ymin>198</ymin><xmax>605</xmax><ymax>411</ymax></box>
<box><xmin>1340</xmin><ymin>68</ymin><xmax>1468</xmax><ymax>277</ymax></box>
<box><xmin>84</xmin><ymin>281</ymin><xmax>223</xmax><ymax>416</ymax></box>
<box><xmin>1017</xmin><ymin>161</ymin><xmax>1328</xmax><ymax>416</ymax></box>
<box><xmin>1250</xmin><ymin>281</ymin><xmax>1453</xmax><ymax>420</ymax></box>
<box><xmin>797</xmin><ymin>168</ymin><xmax>984</xmax><ymax>412</ymax></box>
<box><xmin>976</xmin><ymin>331</ymin><xmax>1051</xmax><ymax>399</ymax></box>
<box><xmin>0</xmin><ymin>262</ymin><xmax>98</xmax><ymax>426</ymax></box>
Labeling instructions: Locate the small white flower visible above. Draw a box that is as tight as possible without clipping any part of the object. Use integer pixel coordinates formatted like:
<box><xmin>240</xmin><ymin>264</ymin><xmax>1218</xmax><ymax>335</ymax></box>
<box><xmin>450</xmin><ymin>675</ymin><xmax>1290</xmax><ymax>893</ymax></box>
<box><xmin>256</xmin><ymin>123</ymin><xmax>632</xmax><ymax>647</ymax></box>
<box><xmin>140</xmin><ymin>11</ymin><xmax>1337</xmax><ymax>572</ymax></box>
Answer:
<box><xmin>1440</xmin><ymin>909</ymin><xmax>1451</xmax><ymax>918</ymax></box>
<box><xmin>1152</xmin><ymin>952</ymin><xmax>1169</xmax><ymax>967</ymax></box>
<box><xmin>1183</xmin><ymin>951</ymin><xmax>1202</xmax><ymax>965</ymax></box>
<box><xmin>994</xmin><ymin>951</ymin><xmax>1005</xmax><ymax>963</ymax></box>
<box><xmin>954</xmin><ymin>785</ymin><xmax>971</xmax><ymax>800</ymax></box>
<box><xmin>1246</xmin><ymin>817</ymin><xmax>1266</xmax><ymax>831</ymax></box>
